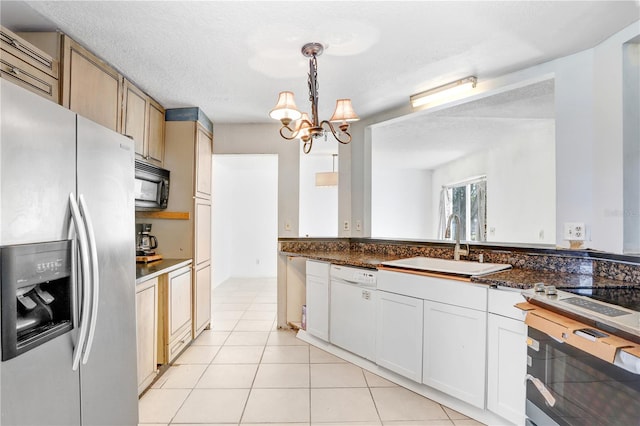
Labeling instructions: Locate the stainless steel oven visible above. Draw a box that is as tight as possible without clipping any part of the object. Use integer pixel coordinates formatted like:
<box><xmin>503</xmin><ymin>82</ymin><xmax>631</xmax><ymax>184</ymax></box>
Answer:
<box><xmin>526</xmin><ymin>327</ymin><xmax>640</xmax><ymax>425</ymax></box>
<box><xmin>522</xmin><ymin>288</ymin><xmax>640</xmax><ymax>426</ymax></box>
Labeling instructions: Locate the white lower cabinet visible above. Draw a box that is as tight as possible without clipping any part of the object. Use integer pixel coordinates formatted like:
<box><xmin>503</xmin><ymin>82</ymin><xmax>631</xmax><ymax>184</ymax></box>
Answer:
<box><xmin>305</xmin><ymin>260</ymin><xmax>330</xmax><ymax>341</ymax></box>
<box><xmin>487</xmin><ymin>289</ymin><xmax>528</xmax><ymax>425</ymax></box>
<box><xmin>422</xmin><ymin>300</ymin><xmax>487</xmax><ymax>408</ymax></box>
<box><xmin>376</xmin><ymin>290</ymin><xmax>423</xmax><ymax>382</ymax></box>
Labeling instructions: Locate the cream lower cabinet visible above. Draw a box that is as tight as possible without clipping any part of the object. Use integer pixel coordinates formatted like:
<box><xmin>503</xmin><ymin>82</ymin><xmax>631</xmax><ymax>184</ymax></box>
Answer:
<box><xmin>135</xmin><ymin>277</ymin><xmax>158</xmax><ymax>395</ymax></box>
<box><xmin>159</xmin><ymin>265</ymin><xmax>193</xmax><ymax>364</ymax></box>
<box><xmin>193</xmin><ymin>263</ymin><xmax>211</xmax><ymax>336</ymax></box>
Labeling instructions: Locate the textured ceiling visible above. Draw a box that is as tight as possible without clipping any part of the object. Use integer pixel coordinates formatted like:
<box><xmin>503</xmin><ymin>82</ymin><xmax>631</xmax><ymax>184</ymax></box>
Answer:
<box><xmin>1</xmin><ymin>1</ymin><xmax>638</xmax><ymax>125</ymax></box>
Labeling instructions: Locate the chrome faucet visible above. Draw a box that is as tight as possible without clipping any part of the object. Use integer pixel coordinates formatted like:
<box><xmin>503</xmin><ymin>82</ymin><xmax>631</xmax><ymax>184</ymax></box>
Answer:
<box><xmin>445</xmin><ymin>213</ymin><xmax>469</xmax><ymax>261</ymax></box>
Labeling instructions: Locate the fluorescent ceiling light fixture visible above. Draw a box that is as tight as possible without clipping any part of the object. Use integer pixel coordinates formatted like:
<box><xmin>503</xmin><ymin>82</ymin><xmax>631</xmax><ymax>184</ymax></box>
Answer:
<box><xmin>410</xmin><ymin>76</ymin><xmax>477</xmax><ymax>108</ymax></box>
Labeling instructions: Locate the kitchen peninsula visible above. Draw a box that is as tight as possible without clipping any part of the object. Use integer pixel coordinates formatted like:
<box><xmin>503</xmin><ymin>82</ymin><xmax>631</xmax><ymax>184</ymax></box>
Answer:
<box><xmin>278</xmin><ymin>237</ymin><xmax>640</xmax><ymax>425</ymax></box>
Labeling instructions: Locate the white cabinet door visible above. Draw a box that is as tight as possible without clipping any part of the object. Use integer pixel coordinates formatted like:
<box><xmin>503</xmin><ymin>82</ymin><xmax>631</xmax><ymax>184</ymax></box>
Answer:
<box><xmin>305</xmin><ymin>260</ymin><xmax>330</xmax><ymax>341</ymax></box>
<box><xmin>487</xmin><ymin>313</ymin><xmax>527</xmax><ymax>425</ymax></box>
<box><xmin>423</xmin><ymin>300</ymin><xmax>487</xmax><ymax>408</ymax></box>
<box><xmin>376</xmin><ymin>290</ymin><xmax>423</xmax><ymax>382</ymax></box>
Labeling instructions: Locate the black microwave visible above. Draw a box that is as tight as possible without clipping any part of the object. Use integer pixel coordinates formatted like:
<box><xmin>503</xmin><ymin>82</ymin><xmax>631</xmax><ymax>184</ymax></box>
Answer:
<box><xmin>134</xmin><ymin>160</ymin><xmax>170</xmax><ymax>211</ymax></box>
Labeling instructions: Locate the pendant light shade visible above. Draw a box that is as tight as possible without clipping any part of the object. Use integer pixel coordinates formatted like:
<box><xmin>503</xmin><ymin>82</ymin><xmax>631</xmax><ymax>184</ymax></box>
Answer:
<box><xmin>269</xmin><ymin>91</ymin><xmax>301</xmax><ymax>125</ymax></box>
<box><xmin>330</xmin><ymin>99</ymin><xmax>359</xmax><ymax>123</ymax></box>
<box><xmin>315</xmin><ymin>154</ymin><xmax>338</xmax><ymax>187</ymax></box>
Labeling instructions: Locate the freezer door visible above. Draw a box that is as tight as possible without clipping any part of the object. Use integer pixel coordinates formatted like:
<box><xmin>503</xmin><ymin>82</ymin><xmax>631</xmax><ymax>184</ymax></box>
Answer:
<box><xmin>0</xmin><ymin>80</ymin><xmax>76</xmax><ymax>245</ymax></box>
<box><xmin>0</xmin><ymin>81</ymin><xmax>80</xmax><ymax>425</ymax></box>
<box><xmin>76</xmin><ymin>116</ymin><xmax>138</xmax><ymax>425</ymax></box>
<box><xmin>0</xmin><ymin>333</ymin><xmax>81</xmax><ymax>425</ymax></box>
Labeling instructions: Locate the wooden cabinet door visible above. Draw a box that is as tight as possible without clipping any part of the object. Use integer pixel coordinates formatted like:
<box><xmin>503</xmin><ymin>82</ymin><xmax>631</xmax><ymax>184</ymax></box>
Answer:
<box><xmin>136</xmin><ymin>278</ymin><xmax>158</xmax><ymax>395</ymax></box>
<box><xmin>169</xmin><ymin>267</ymin><xmax>192</xmax><ymax>337</ymax></box>
<box><xmin>194</xmin><ymin>200</ymin><xmax>211</xmax><ymax>266</ymax></box>
<box><xmin>123</xmin><ymin>80</ymin><xmax>147</xmax><ymax>158</ymax></box>
<box><xmin>423</xmin><ymin>300</ymin><xmax>487</xmax><ymax>408</ymax></box>
<box><xmin>147</xmin><ymin>99</ymin><xmax>165</xmax><ymax>166</ymax></box>
<box><xmin>195</xmin><ymin>125</ymin><xmax>212</xmax><ymax>199</ymax></box>
<box><xmin>193</xmin><ymin>263</ymin><xmax>211</xmax><ymax>338</ymax></box>
<box><xmin>62</xmin><ymin>36</ymin><xmax>122</xmax><ymax>132</ymax></box>
<box><xmin>376</xmin><ymin>290</ymin><xmax>423</xmax><ymax>382</ymax></box>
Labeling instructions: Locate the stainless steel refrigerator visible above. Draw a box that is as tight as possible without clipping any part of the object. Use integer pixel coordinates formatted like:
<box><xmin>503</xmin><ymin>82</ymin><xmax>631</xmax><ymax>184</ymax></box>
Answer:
<box><xmin>0</xmin><ymin>80</ymin><xmax>138</xmax><ymax>425</ymax></box>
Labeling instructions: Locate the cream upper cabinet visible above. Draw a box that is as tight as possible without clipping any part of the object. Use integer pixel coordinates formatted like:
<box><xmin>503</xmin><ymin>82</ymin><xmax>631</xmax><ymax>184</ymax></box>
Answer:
<box><xmin>195</xmin><ymin>125</ymin><xmax>212</xmax><ymax>199</ymax></box>
<box><xmin>123</xmin><ymin>79</ymin><xmax>165</xmax><ymax>166</ymax></box>
<box><xmin>61</xmin><ymin>35</ymin><xmax>123</xmax><ymax>132</ymax></box>
<box><xmin>123</xmin><ymin>80</ymin><xmax>146</xmax><ymax>153</ymax></box>
<box><xmin>147</xmin><ymin>99</ymin><xmax>165</xmax><ymax>165</ymax></box>
<box><xmin>1</xmin><ymin>26</ymin><xmax>59</xmax><ymax>102</ymax></box>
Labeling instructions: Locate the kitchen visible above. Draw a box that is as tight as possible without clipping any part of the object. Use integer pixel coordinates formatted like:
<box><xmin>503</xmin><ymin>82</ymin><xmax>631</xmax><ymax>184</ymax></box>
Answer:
<box><xmin>1</xmin><ymin>1</ymin><xmax>640</xmax><ymax>426</ymax></box>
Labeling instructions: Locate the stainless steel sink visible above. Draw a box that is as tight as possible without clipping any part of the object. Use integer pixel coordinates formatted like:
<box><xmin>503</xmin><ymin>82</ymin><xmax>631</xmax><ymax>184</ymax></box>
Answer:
<box><xmin>380</xmin><ymin>256</ymin><xmax>511</xmax><ymax>277</ymax></box>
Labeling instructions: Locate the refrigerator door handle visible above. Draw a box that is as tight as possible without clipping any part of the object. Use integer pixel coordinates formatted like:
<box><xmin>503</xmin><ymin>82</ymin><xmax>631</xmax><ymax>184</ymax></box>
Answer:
<box><xmin>69</xmin><ymin>193</ymin><xmax>92</xmax><ymax>371</ymax></box>
<box><xmin>79</xmin><ymin>194</ymin><xmax>100</xmax><ymax>365</ymax></box>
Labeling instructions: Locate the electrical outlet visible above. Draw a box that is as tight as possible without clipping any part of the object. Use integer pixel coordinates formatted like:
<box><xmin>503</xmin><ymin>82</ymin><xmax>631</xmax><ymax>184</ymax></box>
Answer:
<box><xmin>355</xmin><ymin>220</ymin><xmax>362</xmax><ymax>231</ymax></box>
<box><xmin>343</xmin><ymin>220</ymin><xmax>350</xmax><ymax>231</ymax></box>
<box><xmin>564</xmin><ymin>222</ymin><xmax>586</xmax><ymax>240</ymax></box>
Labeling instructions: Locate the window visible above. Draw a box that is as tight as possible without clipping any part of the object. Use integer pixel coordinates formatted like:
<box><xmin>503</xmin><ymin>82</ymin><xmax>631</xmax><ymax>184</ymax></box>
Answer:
<box><xmin>439</xmin><ymin>177</ymin><xmax>487</xmax><ymax>242</ymax></box>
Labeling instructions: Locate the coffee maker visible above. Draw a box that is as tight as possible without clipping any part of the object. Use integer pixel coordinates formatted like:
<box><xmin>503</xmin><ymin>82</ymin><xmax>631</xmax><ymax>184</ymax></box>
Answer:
<box><xmin>136</xmin><ymin>223</ymin><xmax>158</xmax><ymax>256</ymax></box>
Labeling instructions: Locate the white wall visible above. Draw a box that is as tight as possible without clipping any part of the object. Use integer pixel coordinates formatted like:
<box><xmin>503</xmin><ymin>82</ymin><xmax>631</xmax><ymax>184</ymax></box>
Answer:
<box><xmin>429</xmin><ymin>121</ymin><xmax>556</xmax><ymax>244</ymax></box>
<box><xmin>212</xmin><ymin>155</ymin><xmax>278</xmax><ymax>286</ymax></box>
<box><xmin>371</xmin><ymin>168</ymin><xmax>432</xmax><ymax>239</ymax></box>
<box><xmin>214</xmin><ymin>123</ymin><xmax>300</xmax><ymax>237</ymax></box>
<box><xmin>299</xmin><ymin>153</ymin><xmax>338</xmax><ymax>237</ymax></box>
<box><xmin>355</xmin><ymin>21</ymin><xmax>640</xmax><ymax>253</ymax></box>
<box><xmin>623</xmin><ymin>41</ymin><xmax>640</xmax><ymax>254</ymax></box>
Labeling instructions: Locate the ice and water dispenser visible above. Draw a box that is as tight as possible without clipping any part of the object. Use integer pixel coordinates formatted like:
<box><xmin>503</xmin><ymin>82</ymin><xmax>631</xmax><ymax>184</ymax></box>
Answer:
<box><xmin>1</xmin><ymin>241</ymin><xmax>74</xmax><ymax>361</ymax></box>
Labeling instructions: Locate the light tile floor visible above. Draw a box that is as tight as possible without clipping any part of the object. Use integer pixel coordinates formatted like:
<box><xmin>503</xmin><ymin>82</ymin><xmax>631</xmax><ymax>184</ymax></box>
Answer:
<box><xmin>139</xmin><ymin>277</ymin><xmax>484</xmax><ymax>426</ymax></box>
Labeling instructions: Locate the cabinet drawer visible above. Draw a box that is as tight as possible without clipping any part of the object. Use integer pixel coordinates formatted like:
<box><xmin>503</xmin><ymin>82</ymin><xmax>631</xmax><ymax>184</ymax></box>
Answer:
<box><xmin>378</xmin><ymin>270</ymin><xmax>487</xmax><ymax>311</ymax></box>
<box><xmin>168</xmin><ymin>327</ymin><xmax>192</xmax><ymax>363</ymax></box>
<box><xmin>1</xmin><ymin>49</ymin><xmax>59</xmax><ymax>101</ymax></box>
<box><xmin>488</xmin><ymin>287</ymin><xmax>527</xmax><ymax>321</ymax></box>
<box><xmin>1</xmin><ymin>27</ymin><xmax>58</xmax><ymax>77</ymax></box>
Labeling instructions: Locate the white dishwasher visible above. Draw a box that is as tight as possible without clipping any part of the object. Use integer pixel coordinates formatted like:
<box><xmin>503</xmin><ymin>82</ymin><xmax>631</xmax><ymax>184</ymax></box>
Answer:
<box><xmin>329</xmin><ymin>265</ymin><xmax>377</xmax><ymax>361</ymax></box>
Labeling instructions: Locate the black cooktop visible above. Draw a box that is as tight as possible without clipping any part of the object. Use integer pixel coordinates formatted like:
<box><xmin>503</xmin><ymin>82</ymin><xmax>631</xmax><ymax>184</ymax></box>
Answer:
<box><xmin>560</xmin><ymin>286</ymin><xmax>640</xmax><ymax>312</ymax></box>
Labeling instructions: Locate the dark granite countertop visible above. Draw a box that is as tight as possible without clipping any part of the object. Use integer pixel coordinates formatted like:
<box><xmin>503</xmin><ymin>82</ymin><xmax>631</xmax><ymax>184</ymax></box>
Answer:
<box><xmin>471</xmin><ymin>268</ymin><xmax>635</xmax><ymax>290</ymax></box>
<box><xmin>136</xmin><ymin>258</ymin><xmax>192</xmax><ymax>284</ymax></box>
<box><xmin>281</xmin><ymin>250</ymin><xmax>402</xmax><ymax>269</ymax></box>
<box><xmin>282</xmin><ymin>249</ymin><xmax>635</xmax><ymax>290</ymax></box>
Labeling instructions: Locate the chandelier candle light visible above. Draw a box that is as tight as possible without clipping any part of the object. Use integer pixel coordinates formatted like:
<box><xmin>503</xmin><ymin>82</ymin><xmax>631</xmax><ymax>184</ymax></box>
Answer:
<box><xmin>270</xmin><ymin>42</ymin><xmax>359</xmax><ymax>154</ymax></box>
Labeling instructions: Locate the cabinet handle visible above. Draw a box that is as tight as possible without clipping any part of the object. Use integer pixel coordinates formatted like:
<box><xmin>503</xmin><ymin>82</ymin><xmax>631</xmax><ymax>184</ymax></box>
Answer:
<box><xmin>9</xmin><ymin>67</ymin><xmax>20</xmax><ymax>76</ymax></box>
<box><xmin>10</xmin><ymin>38</ymin><xmax>19</xmax><ymax>48</ymax></box>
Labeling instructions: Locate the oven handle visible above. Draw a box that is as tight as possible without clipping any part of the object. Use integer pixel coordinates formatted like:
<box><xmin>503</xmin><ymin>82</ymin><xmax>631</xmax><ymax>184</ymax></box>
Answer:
<box><xmin>525</xmin><ymin>374</ymin><xmax>556</xmax><ymax>407</ymax></box>
<box><xmin>69</xmin><ymin>194</ymin><xmax>91</xmax><ymax>371</ymax></box>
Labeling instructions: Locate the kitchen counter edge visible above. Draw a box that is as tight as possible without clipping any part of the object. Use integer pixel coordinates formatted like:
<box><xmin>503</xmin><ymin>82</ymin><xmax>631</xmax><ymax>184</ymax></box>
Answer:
<box><xmin>136</xmin><ymin>258</ymin><xmax>192</xmax><ymax>285</ymax></box>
